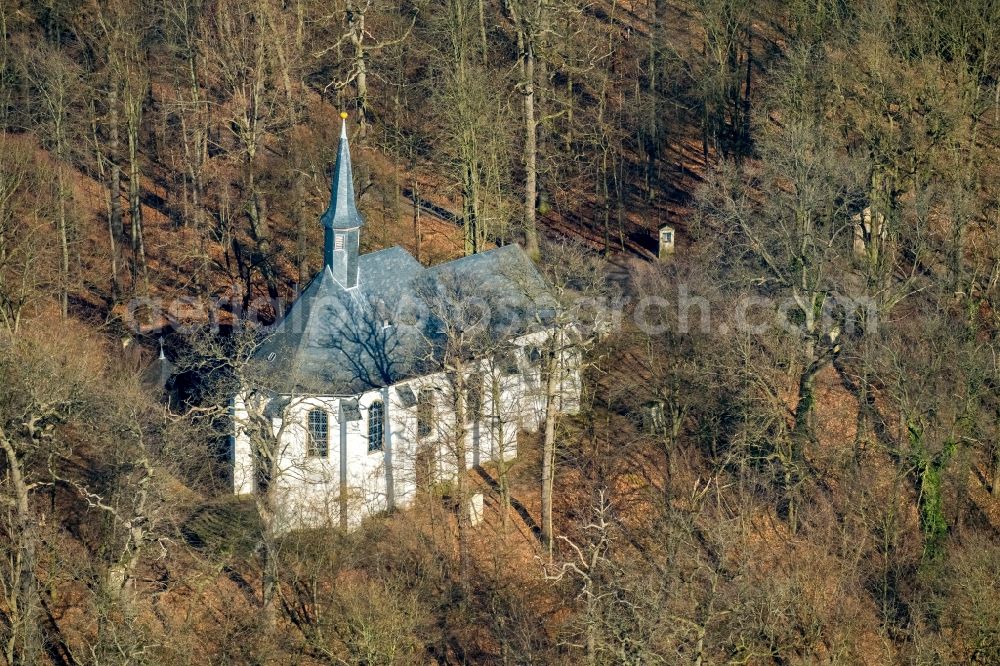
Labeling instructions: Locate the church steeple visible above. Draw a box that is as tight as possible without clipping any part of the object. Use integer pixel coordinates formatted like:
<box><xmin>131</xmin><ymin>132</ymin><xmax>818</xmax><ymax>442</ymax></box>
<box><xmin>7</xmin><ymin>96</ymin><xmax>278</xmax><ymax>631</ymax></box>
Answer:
<box><xmin>321</xmin><ymin>112</ymin><xmax>363</xmax><ymax>288</ymax></box>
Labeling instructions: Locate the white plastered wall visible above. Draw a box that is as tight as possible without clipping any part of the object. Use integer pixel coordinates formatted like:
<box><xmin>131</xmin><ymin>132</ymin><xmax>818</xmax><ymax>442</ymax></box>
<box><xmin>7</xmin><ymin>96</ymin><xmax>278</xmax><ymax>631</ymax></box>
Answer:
<box><xmin>231</xmin><ymin>330</ymin><xmax>581</xmax><ymax>529</ymax></box>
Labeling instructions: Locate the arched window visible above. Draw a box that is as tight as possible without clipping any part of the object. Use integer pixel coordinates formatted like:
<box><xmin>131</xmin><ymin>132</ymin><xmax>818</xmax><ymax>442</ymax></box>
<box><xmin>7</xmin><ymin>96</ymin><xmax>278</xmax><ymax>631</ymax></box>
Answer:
<box><xmin>368</xmin><ymin>400</ymin><xmax>384</xmax><ymax>452</ymax></box>
<box><xmin>307</xmin><ymin>409</ymin><xmax>329</xmax><ymax>457</ymax></box>
<box><xmin>417</xmin><ymin>390</ymin><xmax>435</xmax><ymax>440</ymax></box>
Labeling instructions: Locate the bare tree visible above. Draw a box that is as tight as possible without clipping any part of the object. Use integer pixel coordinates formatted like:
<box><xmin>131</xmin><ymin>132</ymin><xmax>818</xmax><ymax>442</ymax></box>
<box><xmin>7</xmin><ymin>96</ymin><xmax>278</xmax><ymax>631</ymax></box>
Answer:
<box><xmin>93</xmin><ymin>0</ymin><xmax>152</xmax><ymax>294</ymax></box>
<box><xmin>875</xmin><ymin>311</ymin><xmax>988</xmax><ymax>561</ymax></box>
<box><xmin>314</xmin><ymin>0</ymin><xmax>416</xmax><ymax>133</ymax></box>
<box><xmin>0</xmin><ymin>321</ymin><xmax>122</xmax><ymax>663</ymax></box>
<box><xmin>433</xmin><ymin>0</ymin><xmax>515</xmax><ymax>254</ymax></box>
<box><xmin>159</xmin><ymin>0</ymin><xmax>213</xmax><ymax>288</ymax></box>
<box><xmin>176</xmin><ymin>327</ymin><xmax>301</xmax><ymax>635</ymax></box>
<box><xmin>0</xmin><ymin>139</ymin><xmax>55</xmax><ymax>335</ymax></box>
<box><xmin>202</xmin><ymin>0</ymin><xmax>288</xmax><ymax>306</ymax></box>
<box><xmin>505</xmin><ymin>0</ymin><xmax>552</xmax><ymax>259</ymax></box>
<box><xmin>19</xmin><ymin>42</ymin><xmax>80</xmax><ymax>317</ymax></box>
<box><xmin>695</xmin><ymin>50</ymin><xmax>862</xmax><ymax>529</ymax></box>
<box><xmin>690</xmin><ymin>0</ymin><xmax>753</xmax><ymax>159</ymax></box>
<box><xmin>413</xmin><ymin>270</ymin><xmax>505</xmax><ymax>579</ymax></box>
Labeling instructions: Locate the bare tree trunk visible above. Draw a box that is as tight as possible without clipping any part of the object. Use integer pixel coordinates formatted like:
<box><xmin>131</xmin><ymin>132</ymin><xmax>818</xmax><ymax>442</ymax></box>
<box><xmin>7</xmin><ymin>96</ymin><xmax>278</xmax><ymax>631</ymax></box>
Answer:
<box><xmin>490</xmin><ymin>372</ymin><xmax>512</xmax><ymax>532</ymax></box>
<box><xmin>412</xmin><ymin>180</ymin><xmax>421</xmax><ymax>263</ymax></box>
<box><xmin>178</xmin><ymin>3</ymin><xmax>210</xmax><ymax>287</ymax></box>
<box><xmin>991</xmin><ymin>444</ymin><xmax>1000</xmax><ymax>497</ymax></box>
<box><xmin>90</xmin><ymin>83</ymin><xmax>123</xmax><ymax>303</ymax></box>
<box><xmin>584</xmin><ymin>591</ymin><xmax>596</xmax><ymax>664</ymax></box>
<box><xmin>56</xmin><ymin>158</ymin><xmax>69</xmax><ymax>318</ymax></box>
<box><xmin>126</xmin><ymin>92</ymin><xmax>148</xmax><ymax>293</ymax></box>
<box><xmin>347</xmin><ymin>0</ymin><xmax>370</xmax><ymax>130</ymax></box>
<box><xmin>0</xmin><ymin>428</ymin><xmax>41</xmax><ymax>665</ymax></box>
<box><xmin>461</xmin><ymin>145</ymin><xmax>482</xmax><ymax>256</ymax></box>
<box><xmin>541</xmin><ymin>331</ymin><xmax>560</xmax><ymax>557</ymax></box>
<box><xmin>294</xmin><ymin>178</ymin><xmax>308</xmax><ymax>284</ymax></box>
<box><xmin>477</xmin><ymin>0</ymin><xmax>489</xmax><ymax>65</ymax></box>
<box><xmin>260</xmin><ymin>515</ymin><xmax>278</xmax><ymax>633</ymax></box>
<box><xmin>108</xmin><ymin>86</ymin><xmax>123</xmax><ymax>241</ymax></box>
<box><xmin>521</xmin><ymin>33</ymin><xmax>540</xmax><ymax>259</ymax></box>
<box><xmin>741</xmin><ymin>23</ymin><xmax>752</xmax><ymax>153</ymax></box>
<box><xmin>701</xmin><ymin>39</ymin><xmax>709</xmax><ymax>159</ymax></box>
<box><xmin>452</xmin><ymin>369</ymin><xmax>471</xmax><ymax>580</ymax></box>
<box><xmin>645</xmin><ymin>0</ymin><xmax>660</xmax><ymax>201</ymax></box>
<box><xmin>106</xmin><ymin>85</ymin><xmax>122</xmax><ymax>300</ymax></box>
<box><xmin>246</xmin><ymin>408</ymin><xmax>283</xmax><ymax>639</ymax></box>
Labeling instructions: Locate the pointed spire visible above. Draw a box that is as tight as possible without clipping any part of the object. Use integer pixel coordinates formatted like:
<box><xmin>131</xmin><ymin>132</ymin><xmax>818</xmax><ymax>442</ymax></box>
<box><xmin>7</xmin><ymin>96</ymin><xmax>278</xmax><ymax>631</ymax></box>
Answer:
<box><xmin>158</xmin><ymin>336</ymin><xmax>166</xmax><ymax>361</ymax></box>
<box><xmin>320</xmin><ymin>112</ymin><xmax>365</xmax><ymax>231</ymax></box>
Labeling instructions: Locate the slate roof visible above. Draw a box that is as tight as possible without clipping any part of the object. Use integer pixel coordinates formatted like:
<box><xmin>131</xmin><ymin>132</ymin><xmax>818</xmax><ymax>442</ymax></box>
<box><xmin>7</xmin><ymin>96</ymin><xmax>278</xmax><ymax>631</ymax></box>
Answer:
<box><xmin>254</xmin><ymin>243</ymin><xmax>559</xmax><ymax>395</ymax></box>
<box><xmin>320</xmin><ymin>120</ymin><xmax>365</xmax><ymax>231</ymax></box>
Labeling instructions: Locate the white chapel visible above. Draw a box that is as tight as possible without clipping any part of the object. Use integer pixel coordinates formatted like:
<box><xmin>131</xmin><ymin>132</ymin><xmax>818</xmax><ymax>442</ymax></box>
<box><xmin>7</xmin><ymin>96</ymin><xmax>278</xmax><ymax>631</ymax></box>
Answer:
<box><xmin>231</xmin><ymin>116</ymin><xmax>581</xmax><ymax>530</ymax></box>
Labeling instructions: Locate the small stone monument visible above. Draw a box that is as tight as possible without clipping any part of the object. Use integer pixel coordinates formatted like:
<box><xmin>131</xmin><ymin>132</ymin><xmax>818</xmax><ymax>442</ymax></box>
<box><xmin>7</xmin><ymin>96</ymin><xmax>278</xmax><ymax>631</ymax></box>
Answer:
<box><xmin>658</xmin><ymin>225</ymin><xmax>675</xmax><ymax>258</ymax></box>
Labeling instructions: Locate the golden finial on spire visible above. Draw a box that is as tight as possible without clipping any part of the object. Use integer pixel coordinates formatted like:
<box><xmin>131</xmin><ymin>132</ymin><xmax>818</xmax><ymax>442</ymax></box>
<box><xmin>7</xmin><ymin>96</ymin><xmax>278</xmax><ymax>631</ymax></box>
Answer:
<box><xmin>340</xmin><ymin>111</ymin><xmax>348</xmax><ymax>120</ymax></box>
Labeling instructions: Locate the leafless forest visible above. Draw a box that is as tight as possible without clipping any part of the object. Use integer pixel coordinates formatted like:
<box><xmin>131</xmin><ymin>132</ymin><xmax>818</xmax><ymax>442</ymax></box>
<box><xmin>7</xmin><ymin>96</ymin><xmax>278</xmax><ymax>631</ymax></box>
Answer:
<box><xmin>1</xmin><ymin>0</ymin><xmax>999</xmax><ymax>663</ymax></box>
